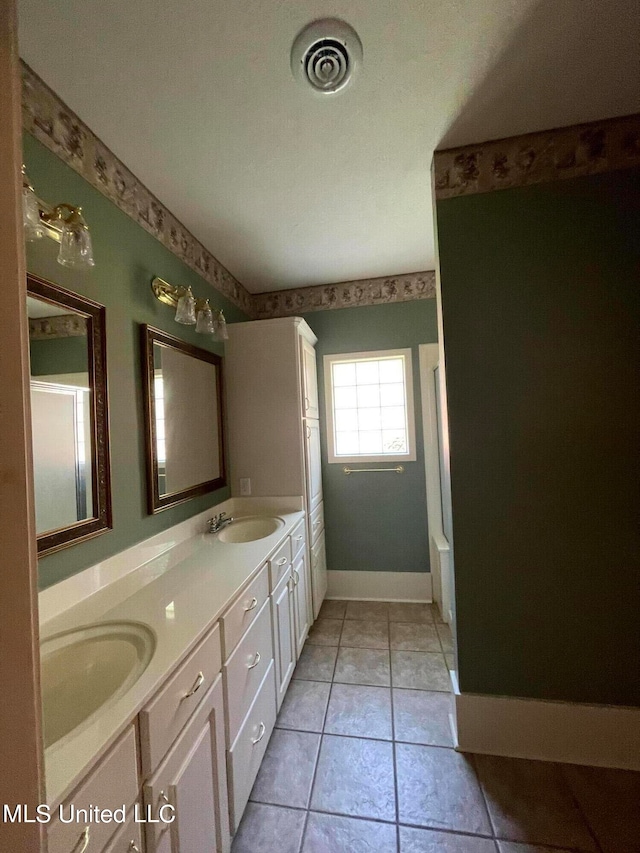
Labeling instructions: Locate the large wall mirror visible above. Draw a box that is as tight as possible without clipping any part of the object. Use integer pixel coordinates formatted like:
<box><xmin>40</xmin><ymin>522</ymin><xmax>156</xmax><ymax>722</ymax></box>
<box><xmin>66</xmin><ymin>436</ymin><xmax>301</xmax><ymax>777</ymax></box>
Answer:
<box><xmin>141</xmin><ymin>325</ymin><xmax>226</xmax><ymax>513</ymax></box>
<box><xmin>27</xmin><ymin>274</ymin><xmax>112</xmax><ymax>556</ymax></box>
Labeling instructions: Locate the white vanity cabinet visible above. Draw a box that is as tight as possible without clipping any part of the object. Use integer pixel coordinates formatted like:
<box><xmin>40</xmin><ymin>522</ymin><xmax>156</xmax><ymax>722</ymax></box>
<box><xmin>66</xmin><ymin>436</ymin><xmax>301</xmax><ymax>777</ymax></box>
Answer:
<box><xmin>272</xmin><ymin>568</ymin><xmax>296</xmax><ymax>709</ymax></box>
<box><xmin>143</xmin><ymin>676</ymin><xmax>229</xmax><ymax>853</ymax></box>
<box><xmin>226</xmin><ymin>317</ymin><xmax>326</xmax><ymax>618</ymax></box>
<box><xmin>292</xmin><ymin>550</ymin><xmax>311</xmax><ymax>657</ymax></box>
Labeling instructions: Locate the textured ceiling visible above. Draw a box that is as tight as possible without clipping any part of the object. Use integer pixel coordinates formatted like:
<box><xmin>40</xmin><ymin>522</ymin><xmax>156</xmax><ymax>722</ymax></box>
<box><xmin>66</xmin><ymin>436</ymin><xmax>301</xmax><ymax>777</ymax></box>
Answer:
<box><xmin>17</xmin><ymin>0</ymin><xmax>640</xmax><ymax>293</ymax></box>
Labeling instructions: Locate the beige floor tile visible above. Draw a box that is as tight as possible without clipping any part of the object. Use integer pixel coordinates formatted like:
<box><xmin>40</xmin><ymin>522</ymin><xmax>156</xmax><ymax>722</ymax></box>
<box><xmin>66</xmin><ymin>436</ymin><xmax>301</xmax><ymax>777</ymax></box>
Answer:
<box><xmin>307</xmin><ymin>618</ymin><xmax>343</xmax><ymax>646</ymax></box>
<box><xmin>232</xmin><ymin>803</ymin><xmax>306</xmax><ymax>853</ymax></box>
<box><xmin>319</xmin><ymin>599</ymin><xmax>347</xmax><ymax>619</ymax></box>
<box><xmin>276</xmin><ymin>680</ymin><xmax>331</xmax><ymax>732</ymax></box>
<box><xmin>393</xmin><ymin>689</ymin><xmax>453</xmax><ymax>746</ymax></box>
<box><xmin>436</xmin><ymin>622</ymin><xmax>455</xmax><ymax>653</ymax></box>
<box><xmin>334</xmin><ymin>647</ymin><xmax>391</xmax><ymax>686</ymax></box>
<box><xmin>391</xmin><ymin>650</ymin><xmax>451</xmax><ymax>691</ymax></box>
<box><xmin>294</xmin><ymin>645</ymin><xmax>338</xmax><ymax>682</ymax></box>
<box><xmin>562</xmin><ymin>763</ymin><xmax>640</xmax><ymax>853</ymax></box>
<box><xmin>310</xmin><ymin>734</ymin><xmax>396</xmax><ymax>821</ymax></box>
<box><xmin>400</xmin><ymin>826</ymin><xmax>497</xmax><ymax>851</ymax></box>
<box><xmin>250</xmin><ymin>730</ymin><xmax>320</xmax><ymax>809</ymax></box>
<box><xmin>388</xmin><ymin>602</ymin><xmax>433</xmax><ymax>623</ymax></box>
<box><xmin>304</xmin><ymin>812</ymin><xmax>397</xmax><ymax>852</ymax></box>
<box><xmin>475</xmin><ymin>755</ymin><xmax>597</xmax><ymax>850</ymax></box>
<box><xmin>390</xmin><ymin>621</ymin><xmax>441</xmax><ymax>652</ymax></box>
<box><xmin>325</xmin><ymin>684</ymin><xmax>392</xmax><ymax>740</ymax></box>
<box><xmin>346</xmin><ymin>600</ymin><xmax>390</xmax><ymax>621</ymax></box>
<box><xmin>396</xmin><ymin>743</ymin><xmax>491</xmax><ymax>835</ymax></box>
<box><xmin>341</xmin><ymin>619</ymin><xmax>390</xmax><ymax>649</ymax></box>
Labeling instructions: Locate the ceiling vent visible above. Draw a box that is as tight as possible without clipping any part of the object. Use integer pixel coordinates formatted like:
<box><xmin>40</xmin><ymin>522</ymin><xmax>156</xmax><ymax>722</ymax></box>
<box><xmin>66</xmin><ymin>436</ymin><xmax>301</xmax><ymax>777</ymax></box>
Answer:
<box><xmin>291</xmin><ymin>19</ymin><xmax>362</xmax><ymax>95</ymax></box>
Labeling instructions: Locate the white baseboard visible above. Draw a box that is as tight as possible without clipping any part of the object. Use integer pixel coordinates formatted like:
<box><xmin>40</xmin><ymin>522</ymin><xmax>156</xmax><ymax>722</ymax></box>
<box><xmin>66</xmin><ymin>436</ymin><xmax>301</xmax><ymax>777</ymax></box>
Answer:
<box><xmin>326</xmin><ymin>570</ymin><xmax>432</xmax><ymax>602</ymax></box>
<box><xmin>453</xmin><ymin>686</ymin><xmax>640</xmax><ymax>770</ymax></box>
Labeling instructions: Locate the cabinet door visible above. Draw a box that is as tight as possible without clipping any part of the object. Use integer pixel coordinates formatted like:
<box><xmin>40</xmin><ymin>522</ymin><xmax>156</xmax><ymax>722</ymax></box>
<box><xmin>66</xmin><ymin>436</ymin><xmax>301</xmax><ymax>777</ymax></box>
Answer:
<box><xmin>300</xmin><ymin>337</ymin><xmax>319</xmax><ymax>419</ymax></box>
<box><xmin>144</xmin><ymin>676</ymin><xmax>230</xmax><ymax>853</ymax></box>
<box><xmin>271</xmin><ymin>569</ymin><xmax>295</xmax><ymax>709</ymax></box>
<box><xmin>310</xmin><ymin>531</ymin><xmax>328</xmax><ymax>620</ymax></box>
<box><xmin>305</xmin><ymin>420</ymin><xmax>323</xmax><ymax>512</ymax></box>
<box><xmin>292</xmin><ymin>551</ymin><xmax>310</xmax><ymax>657</ymax></box>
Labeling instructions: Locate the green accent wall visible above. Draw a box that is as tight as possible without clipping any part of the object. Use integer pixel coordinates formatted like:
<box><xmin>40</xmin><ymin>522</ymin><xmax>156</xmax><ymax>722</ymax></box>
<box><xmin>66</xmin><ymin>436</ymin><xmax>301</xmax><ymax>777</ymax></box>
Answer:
<box><xmin>302</xmin><ymin>299</ymin><xmax>438</xmax><ymax>576</ymax></box>
<box><xmin>24</xmin><ymin>134</ymin><xmax>249</xmax><ymax>590</ymax></box>
<box><xmin>29</xmin><ymin>335</ymin><xmax>88</xmax><ymax>377</ymax></box>
<box><xmin>436</xmin><ymin>167</ymin><xmax>640</xmax><ymax>706</ymax></box>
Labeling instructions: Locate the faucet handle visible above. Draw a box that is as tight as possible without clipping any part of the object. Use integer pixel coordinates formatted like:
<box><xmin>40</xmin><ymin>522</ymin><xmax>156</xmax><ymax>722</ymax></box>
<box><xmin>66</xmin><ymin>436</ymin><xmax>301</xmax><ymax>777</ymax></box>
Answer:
<box><xmin>218</xmin><ymin>512</ymin><xmax>227</xmax><ymax>521</ymax></box>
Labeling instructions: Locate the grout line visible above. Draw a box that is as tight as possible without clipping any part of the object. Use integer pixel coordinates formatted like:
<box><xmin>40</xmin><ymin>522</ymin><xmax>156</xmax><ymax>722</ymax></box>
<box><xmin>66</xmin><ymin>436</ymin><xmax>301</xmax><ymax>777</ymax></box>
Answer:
<box><xmin>389</xmin><ymin>639</ymin><xmax>401</xmax><ymax>849</ymax></box>
<box><xmin>470</xmin><ymin>752</ymin><xmax>498</xmax><ymax>840</ymax></box>
<box><xmin>556</xmin><ymin>762</ymin><xmax>606</xmax><ymax>853</ymax></box>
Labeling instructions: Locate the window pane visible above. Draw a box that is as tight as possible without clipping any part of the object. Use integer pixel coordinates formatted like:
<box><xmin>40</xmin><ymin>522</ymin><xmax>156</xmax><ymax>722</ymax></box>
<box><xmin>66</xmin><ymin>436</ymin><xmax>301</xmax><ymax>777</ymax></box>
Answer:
<box><xmin>379</xmin><ymin>382</ymin><xmax>405</xmax><ymax>407</ymax></box>
<box><xmin>357</xmin><ymin>384</ymin><xmax>380</xmax><ymax>408</ymax></box>
<box><xmin>380</xmin><ymin>405</ymin><xmax>406</xmax><ymax>429</ymax></box>
<box><xmin>336</xmin><ymin>431</ymin><xmax>360</xmax><ymax>455</ymax></box>
<box><xmin>333</xmin><ymin>363</ymin><xmax>356</xmax><ymax>386</ymax></box>
<box><xmin>379</xmin><ymin>358</ymin><xmax>404</xmax><ymax>383</ymax></box>
<box><xmin>358</xmin><ymin>407</ymin><xmax>381</xmax><ymax>431</ymax></box>
<box><xmin>382</xmin><ymin>430</ymin><xmax>407</xmax><ymax>453</ymax></box>
<box><xmin>356</xmin><ymin>361</ymin><xmax>379</xmax><ymax>385</ymax></box>
<box><xmin>359</xmin><ymin>430</ymin><xmax>383</xmax><ymax>454</ymax></box>
<box><xmin>335</xmin><ymin>409</ymin><xmax>358</xmax><ymax>432</ymax></box>
<box><xmin>334</xmin><ymin>385</ymin><xmax>358</xmax><ymax>409</ymax></box>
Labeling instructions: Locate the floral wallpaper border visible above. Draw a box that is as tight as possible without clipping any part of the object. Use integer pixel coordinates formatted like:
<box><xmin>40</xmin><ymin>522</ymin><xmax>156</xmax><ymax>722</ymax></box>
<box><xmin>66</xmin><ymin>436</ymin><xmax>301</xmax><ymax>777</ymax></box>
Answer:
<box><xmin>253</xmin><ymin>271</ymin><xmax>436</xmax><ymax>319</ymax></box>
<box><xmin>21</xmin><ymin>62</ymin><xmax>254</xmax><ymax>317</ymax></box>
<box><xmin>434</xmin><ymin>113</ymin><xmax>640</xmax><ymax>200</ymax></box>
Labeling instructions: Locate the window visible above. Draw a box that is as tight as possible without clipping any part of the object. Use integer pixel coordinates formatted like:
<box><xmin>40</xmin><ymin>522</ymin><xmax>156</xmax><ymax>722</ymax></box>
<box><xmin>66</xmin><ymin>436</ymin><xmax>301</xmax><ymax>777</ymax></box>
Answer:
<box><xmin>323</xmin><ymin>349</ymin><xmax>416</xmax><ymax>463</ymax></box>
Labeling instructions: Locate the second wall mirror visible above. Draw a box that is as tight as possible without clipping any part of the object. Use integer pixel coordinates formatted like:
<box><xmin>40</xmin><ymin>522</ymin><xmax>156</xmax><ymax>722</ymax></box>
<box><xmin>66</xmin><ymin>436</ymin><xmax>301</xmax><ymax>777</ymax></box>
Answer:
<box><xmin>141</xmin><ymin>325</ymin><xmax>226</xmax><ymax>513</ymax></box>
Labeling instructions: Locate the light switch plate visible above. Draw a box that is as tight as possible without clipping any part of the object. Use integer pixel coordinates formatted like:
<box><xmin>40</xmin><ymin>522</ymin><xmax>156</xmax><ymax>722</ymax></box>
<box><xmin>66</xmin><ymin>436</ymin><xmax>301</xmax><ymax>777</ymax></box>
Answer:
<box><xmin>239</xmin><ymin>478</ymin><xmax>251</xmax><ymax>496</ymax></box>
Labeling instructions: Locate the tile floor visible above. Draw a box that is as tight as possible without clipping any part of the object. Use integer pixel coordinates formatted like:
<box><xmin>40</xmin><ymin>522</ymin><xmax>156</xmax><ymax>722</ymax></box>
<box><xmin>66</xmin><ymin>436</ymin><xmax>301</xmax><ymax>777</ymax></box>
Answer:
<box><xmin>232</xmin><ymin>600</ymin><xmax>640</xmax><ymax>853</ymax></box>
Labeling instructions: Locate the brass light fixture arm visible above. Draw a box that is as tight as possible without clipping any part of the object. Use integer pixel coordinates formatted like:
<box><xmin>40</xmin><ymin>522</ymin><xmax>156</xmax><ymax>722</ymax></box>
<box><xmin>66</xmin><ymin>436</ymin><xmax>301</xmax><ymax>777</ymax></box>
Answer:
<box><xmin>151</xmin><ymin>276</ymin><xmax>225</xmax><ymax>318</ymax></box>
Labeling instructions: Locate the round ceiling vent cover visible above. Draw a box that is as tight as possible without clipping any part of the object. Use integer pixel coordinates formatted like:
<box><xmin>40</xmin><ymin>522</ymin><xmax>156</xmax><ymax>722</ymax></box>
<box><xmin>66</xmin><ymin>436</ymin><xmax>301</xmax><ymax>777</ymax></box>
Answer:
<box><xmin>291</xmin><ymin>19</ymin><xmax>363</xmax><ymax>94</ymax></box>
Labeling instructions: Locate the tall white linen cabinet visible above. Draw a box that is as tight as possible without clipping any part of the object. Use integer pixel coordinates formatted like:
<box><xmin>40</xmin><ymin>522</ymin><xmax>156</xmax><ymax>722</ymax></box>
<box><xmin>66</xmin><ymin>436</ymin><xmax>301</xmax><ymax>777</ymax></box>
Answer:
<box><xmin>225</xmin><ymin>318</ymin><xmax>327</xmax><ymax>624</ymax></box>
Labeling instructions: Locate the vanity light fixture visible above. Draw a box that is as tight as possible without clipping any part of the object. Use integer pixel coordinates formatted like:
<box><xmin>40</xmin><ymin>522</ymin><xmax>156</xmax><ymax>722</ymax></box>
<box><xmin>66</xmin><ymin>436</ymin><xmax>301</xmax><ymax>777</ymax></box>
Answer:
<box><xmin>22</xmin><ymin>165</ymin><xmax>95</xmax><ymax>269</ymax></box>
<box><xmin>151</xmin><ymin>277</ymin><xmax>228</xmax><ymax>341</ymax></box>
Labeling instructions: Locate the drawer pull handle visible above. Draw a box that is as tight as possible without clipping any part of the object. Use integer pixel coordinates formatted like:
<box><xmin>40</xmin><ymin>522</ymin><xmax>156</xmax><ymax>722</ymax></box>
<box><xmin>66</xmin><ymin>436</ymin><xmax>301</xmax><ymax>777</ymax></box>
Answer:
<box><xmin>313</xmin><ymin>520</ymin><xmax>321</xmax><ymax>527</ymax></box>
<box><xmin>183</xmin><ymin>671</ymin><xmax>205</xmax><ymax>698</ymax></box>
<box><xmin>244</xmin><ymin>597</ymin><xmax>258</xmax><ymax>612</ymax></box>
<box><xmin>295</xmin><ymin>535</ymin><xmax>304</xmax><ymax>541</ymax></box>
<box><xmin>252</xmin><ymin>721</ymin><xmax>266</xmax><ymax>745</ymax></box>
<box><xmin>159</xmin><ymin>790</ymin><xmax>170</xmax><ymax>804</ymax></box>
<box><xmin>305</xmin><ymin>396</ymin><xmax>310</xmax><ymax>411</ymax></box>
<box><xmin>128</xmin><ymin>844</ymin><xmax>140</xmax><ymax>853</ymax></box>
<box><xmin>276</xmin><ymin>557</ymin><xmax>287</xmax><ymax>566</ymax></box>
<box><xmin>293</xmin><ymin>568</ymin><xmax>300</xmax><ymax>586</ymax></box>
<box><xmin>247</xmin><ymin>651</ymin><xmax>261</xmax><ymax>669</ymax></box>
<box><xmin>75</xmin><ymin>826</ymin><xmax>90</xmax><ymax>853</ymax></box>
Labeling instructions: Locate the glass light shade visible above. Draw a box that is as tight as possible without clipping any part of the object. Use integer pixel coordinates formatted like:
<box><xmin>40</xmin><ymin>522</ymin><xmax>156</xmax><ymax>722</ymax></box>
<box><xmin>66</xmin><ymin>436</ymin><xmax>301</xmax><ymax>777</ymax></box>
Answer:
<box><xmin>175</xmin><ymin>287</ymin><xmax>196</xmax><ymax>324</ymax></box>
<box><xmin>213</xmin><ymin>311</ymin><xmax>229</xmax><ymax>341</ymax></box>
<box><xmin>22</xmin><ymin>184</ymin><xmax>44</xmax><ymax>241</ymax></box>
<box><xmin>195</xmin><ymin>300</ymin><xmax>215</xmax><ymax>334</ymax></box>
<box><xmin>57</xmin><ymin>217</ymin><xmax>95</xmax><ymax>269</ymax></box>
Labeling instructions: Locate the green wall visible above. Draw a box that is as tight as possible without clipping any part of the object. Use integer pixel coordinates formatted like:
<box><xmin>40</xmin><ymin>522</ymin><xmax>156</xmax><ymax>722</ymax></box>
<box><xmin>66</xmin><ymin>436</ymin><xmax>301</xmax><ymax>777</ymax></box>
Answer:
<box><xmin>436</xmin><ymin>167</ymin><xmax>640</xmax><ymax>706</ymax></box>
<box><xmin>29</xmin><ymin>335</ymin><xmax>88</xmax><ymax>377</ymax></box>
<box><xmin>302</xmin><ymin>299</ymin><xmax>438</xmax><ymax>576</ymax></box>
<box><xmin>24</xmin><ymin>134</ymin><xmax>249</xmax><ymax>590</ymax></box>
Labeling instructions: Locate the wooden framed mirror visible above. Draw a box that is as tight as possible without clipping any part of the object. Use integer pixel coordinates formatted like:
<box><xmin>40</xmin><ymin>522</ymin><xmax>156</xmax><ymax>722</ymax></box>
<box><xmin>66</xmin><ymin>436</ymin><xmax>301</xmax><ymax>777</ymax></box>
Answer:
<box><xmin>141</xmin><ymin>325</ymin><xmax>226</xmax><ymax>513</ymax></box>
<box><xmin>27</xmin><ymin>273</ymin><xmax>112</xmax><ymax>556</ymax></box>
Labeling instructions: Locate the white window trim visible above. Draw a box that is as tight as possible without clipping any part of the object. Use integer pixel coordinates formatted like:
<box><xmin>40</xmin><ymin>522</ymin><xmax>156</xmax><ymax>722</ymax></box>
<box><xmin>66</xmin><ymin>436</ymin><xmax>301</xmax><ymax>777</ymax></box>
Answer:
<box><xmin>323</xmin><ymin>348</ymin><xmax>417</xmax><ymax>464</ymax></box>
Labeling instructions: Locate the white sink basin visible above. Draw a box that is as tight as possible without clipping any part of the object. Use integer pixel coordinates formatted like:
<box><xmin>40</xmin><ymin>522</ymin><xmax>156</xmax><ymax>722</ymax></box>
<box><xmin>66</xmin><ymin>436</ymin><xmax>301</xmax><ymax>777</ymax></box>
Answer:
<box><xmin>41</xmin><ymin>621</ymin><xmax>155</xmax><ymax>748</ymax></box>
<box><xmin>218</xmin><ymin>515</ymin><xmax>284</xmax><ymax>544</ymax></box>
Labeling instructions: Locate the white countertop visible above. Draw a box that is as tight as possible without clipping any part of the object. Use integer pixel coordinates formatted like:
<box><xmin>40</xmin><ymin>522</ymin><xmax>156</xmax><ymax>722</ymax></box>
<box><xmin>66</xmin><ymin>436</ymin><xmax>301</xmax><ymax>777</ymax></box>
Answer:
<box><xmin>41</xmin><ymin>500</ymin><xmax>305</xmax><ymax>807</ymax></box>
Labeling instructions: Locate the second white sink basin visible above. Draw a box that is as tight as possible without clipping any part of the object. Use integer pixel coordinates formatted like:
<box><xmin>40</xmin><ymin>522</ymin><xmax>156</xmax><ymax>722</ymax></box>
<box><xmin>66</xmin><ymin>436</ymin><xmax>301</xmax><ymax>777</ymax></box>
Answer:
<box><xmin>218</xmin><ymin>515</ymin><xmax>284</xmax><ymax>543</ymax></box>
<box><xmin>41</xmin><ymin>621</ymin><xmax>155</xmax><ymax>749</ymax></box>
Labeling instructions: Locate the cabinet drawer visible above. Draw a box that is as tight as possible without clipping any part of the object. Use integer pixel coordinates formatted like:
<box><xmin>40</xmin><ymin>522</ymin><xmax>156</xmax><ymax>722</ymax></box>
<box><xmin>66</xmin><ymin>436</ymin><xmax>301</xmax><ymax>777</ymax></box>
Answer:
<box><xmin>223</xmin><ymin>599</ymin><xmax>273</xmax><ymax>745</ymax></box>
<box><xmin>144</xmin><ymin>675</ymin><xmax>229</xmax><ymax>853</ymax></box>
<box><xmin>228</xmin><ymin>662</ymin><xmax>277</xmax><ymax>832</ymax></box>
<box><xmin>222</xmin><ymin>564</ymin><xmax>269</xmax><ymax>657</ymax></box>
<box><xmin>290</xmin><ymin>518</ymin><xmax>306</xmax><ymax>560</ymax></box>
<box><xmin>140</xmin><ymin>624</ymin><xmax>222</xmax><ymax>775</ymax></box>
<box><xmin>268</xmin><ymin>537</ymin><xmax>292</xmax><ymax>591</ymax></box>
<box><xmin>48</xmin><ymin>726</ymin><xmax>139</xmax><ymax>853</ymax></box>
<box><xmin>103</xmin><ymin>811</ymin><xmax>144</xmax><ymax>853</ymax></box>
<box><xmin>310</xmin><ymin>501</ymin><xmax>324</xmax><ymax>545</ymax></box>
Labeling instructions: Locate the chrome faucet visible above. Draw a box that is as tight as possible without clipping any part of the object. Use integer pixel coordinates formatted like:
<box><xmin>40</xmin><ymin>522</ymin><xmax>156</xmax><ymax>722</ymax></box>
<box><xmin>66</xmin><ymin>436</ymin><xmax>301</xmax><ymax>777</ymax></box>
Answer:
<box><xmin>208</xmin><ymin>512</ymin><xmax>234</xmax><ymax>534</ymax></box>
